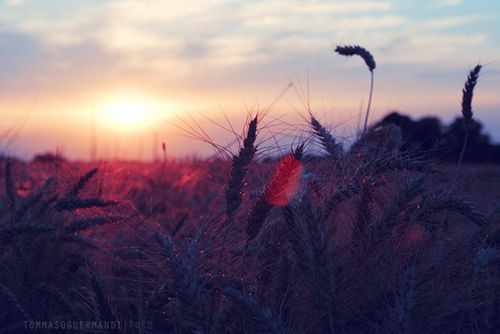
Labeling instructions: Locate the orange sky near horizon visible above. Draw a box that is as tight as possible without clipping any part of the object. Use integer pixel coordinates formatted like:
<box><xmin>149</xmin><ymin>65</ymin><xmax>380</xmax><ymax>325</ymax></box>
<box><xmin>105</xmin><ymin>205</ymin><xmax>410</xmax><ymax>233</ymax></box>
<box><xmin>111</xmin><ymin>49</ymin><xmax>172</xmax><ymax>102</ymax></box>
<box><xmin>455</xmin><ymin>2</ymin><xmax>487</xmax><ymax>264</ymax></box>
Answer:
<box><xmin>1</xmin><ymin>0</ymin><xmax>499</xmax><ymax>161</ymax></box>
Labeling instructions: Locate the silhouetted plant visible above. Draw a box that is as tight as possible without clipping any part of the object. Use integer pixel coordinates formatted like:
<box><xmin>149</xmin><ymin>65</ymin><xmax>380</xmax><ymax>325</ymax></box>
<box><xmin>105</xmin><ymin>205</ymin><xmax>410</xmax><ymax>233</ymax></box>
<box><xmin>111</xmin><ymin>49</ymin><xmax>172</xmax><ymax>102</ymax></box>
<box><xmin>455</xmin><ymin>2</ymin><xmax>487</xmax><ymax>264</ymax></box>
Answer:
<box><xmin>335</xmin><ymin>45</ymin><xmax>376</xmax><ymax>135</ymax></box>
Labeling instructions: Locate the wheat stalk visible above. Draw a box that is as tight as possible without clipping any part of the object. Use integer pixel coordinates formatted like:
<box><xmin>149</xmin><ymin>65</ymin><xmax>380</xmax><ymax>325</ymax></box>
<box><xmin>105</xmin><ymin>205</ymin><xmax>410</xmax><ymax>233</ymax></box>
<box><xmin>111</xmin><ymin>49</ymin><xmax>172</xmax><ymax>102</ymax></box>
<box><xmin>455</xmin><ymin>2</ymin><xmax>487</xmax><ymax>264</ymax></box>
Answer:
<box><xmin>352</xmin><ymin>178</ymin><xmax>375</xmax><ymax>257</ymax></box>
<box><xmin>246</xmin><ymin>145</ymin><xmax>304</xmax><ymax>243</ymax></box>
<box><xmin>66</xmin><ymin>168</ymin><xmax>98</xmax><ymax>198</ymax></box>
<box><xmin>264</xmin><ymin>148</ymin><xmax>303</xmax><ymax>207</ymax></box>
<box><xmin>5</xmin><ymin>159</ymin><xmax>16</xmax><ymax>222</ymax></box>
<box><xmin>385</xmin><ymin>262</ymin><xmax>417</xmax><ymax>333</ymax></box>
<box><xmin>335</xmin><ymin>45</ymin><xmax>376</xmax><ymax>72</ymax></box>
<box><xmin>246</xmin><ymin>197</ymin><xmax>273</xmax><ymax>243</ymax></box>
<box><xmin>155</xmin><ymin>232</ymin><xmax>209</xmax><ymax>332</ymax></box>
<box><xmin>0</xmin><ymin>223</ymin><xmax>55</xmax><ymax>244</ymax></box>
<box><xmin>365</xmin><ymin>176</ymin><xmax>425</xmax><ymax>256</ymax></box>
<box><xmin>0</xmin><ymin>282</ymin><xmax>29</xmax><ymax>320</ymax></box>
<box><xmin>144</xmin><ymin>281</ymin><xmax>174</xmax><ymax>317</ymax></box>
<box><xmin>64</xmin><ymin>216</ymin><xmax>124</xmax><ymax>234</ymax></box>
<box><xmin>450</xmin><ymin>64</ymin><xmax>482</xmax><ymax>192</ymax></box>
<box><xmin>14</xmin><ymin>177</ymin><xmax>54</xmax><ymax>223</ymax></box>
<box><xmin>35</xmin><ymin>283</ymin><xmax>80</xmax><ymax>320</ymax></box>
<box><xmin>56</xmin><ymin>235</ymin><xmax>98</xmax><ymax>249</ymax></box>
<box><xmin>488</xmin><ymin>204</ymin><xmax>500</xmax><ymax>223</ymax></box>
<box><xmin>418</xmin><ymin>192</ymin><xmax>489</xmax><ymax>231</ymax></box>
<box><xmin>219</xmin><ymin>116</ymin><xmax>258</xmax><ymax>265</ymax></box>
<box><xmin>284</xmin><ymin>192</ymin><xmax>338</xmax><ymax>333</ymax></box>
<box><xmin>225</xmin><ymin>116</ymin><xmax>258</xmax><ymax>221</ymax></box>
<box><xmin>310</xmin><ymin>116</ymin><xmax>342</xmax><ymax>158</ymax></box>
<box><xmin>88</xmin><ymin>268</ymin><xmax>116</xmax><ymax>323</ymax></box>
<box><xmin>335</xmin><ymin>45</ymin><xmax>376</xmax><ymax>135</ymax></box>
<box><xmin>223</xmin><ymin>287</ymin><xmax>287</xmax><ymax>334</ymax></box>
<box><xmin>459</xmin><ymin>64</ymin><xmax>482</xmax><ymax>165</ymax></box>
<box><xmin>461</xmin><ymin>64</ymin><xmax>482</xmax><ymax>128</ymax></box>
<box><xmin>55</xmin><ymin>198</ymin><xmax>117</xmax><ymax>211</ymax></box>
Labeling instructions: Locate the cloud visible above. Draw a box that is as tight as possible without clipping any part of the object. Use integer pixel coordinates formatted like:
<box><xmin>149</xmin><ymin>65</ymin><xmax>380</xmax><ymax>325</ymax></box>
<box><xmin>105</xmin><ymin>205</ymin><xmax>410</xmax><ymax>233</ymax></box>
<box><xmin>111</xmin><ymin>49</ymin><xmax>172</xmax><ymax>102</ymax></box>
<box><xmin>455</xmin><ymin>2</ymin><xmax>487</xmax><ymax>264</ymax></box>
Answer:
<box><xmin>0</xmin><ymin>0</ymin><xmax>489</xmax><ymax>75</ymax></box>
<box><xmin>380</xmin><ymin>33</ymin><xmax>489</xmax><ymax>66</ymax></box>
<box><xmin>424</xmin><ymin>15</ymin><xmax>481</xmax><ymax>29</ymax></box>
<box><xmin>0</xmin><ymin>29</ymin><xmax>123</xmax><ymax>98</ymax></box>
<box><xmin>0</xmin><ymin>0</ymin><xmax>498</xmax><ymax>99</ymax></box>
<box><xmin>241</xmin><ymin>1</ymin><xmax>393</xmax><ymax>16</ymax></box>
<box><xmin>6</xmin><ymin>0</ymin><xmax>24</xmax><ymax>6</ymax></box>
<box><xmin>439</xmin><ymin>0</ymin><xmax>462</xmax><ymax>6</ymax></box>
<box><xmin>0</xmin><ymin>31</ymin><xmax>44</xmax><ymax>73</ymax></box>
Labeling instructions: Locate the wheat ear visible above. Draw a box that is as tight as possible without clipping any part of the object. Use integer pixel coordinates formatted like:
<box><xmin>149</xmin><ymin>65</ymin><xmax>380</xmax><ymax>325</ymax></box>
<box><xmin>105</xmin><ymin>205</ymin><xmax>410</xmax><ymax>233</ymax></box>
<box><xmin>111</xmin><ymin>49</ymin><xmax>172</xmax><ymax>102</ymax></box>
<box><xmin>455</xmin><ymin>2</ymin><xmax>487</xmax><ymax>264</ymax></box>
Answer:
<box><xmin>246</xmin><ymin>145</ymin><xmax>304</xmax><ymax>243</ymax></box>
<box><xmin>458</xmin><ymin>65</ymin><xmax>482</xmax><ymax>165</ymax></box>
<box><xmin>66</xmin><ymin>168</ymin><xmax>98</xmax><ymax>198</ymax></box>
<box><xmin>55</xmin><ymin>198</ymin><xmax>117</xmax><ymax>211</ymax></box>
<box><xmin>461</xmin><ymin>65</ymin><xmax>481</xmax><ymax>127</ymax></box>
<box><xmin>64</xmin><ymin>216</ymin><xmax>124</xmax><ymax>234</ymax></box>
<box><xmin>452</xmin><ymin>64</ymin><xmax>481</xmax><ymax>190</ymax></box>
<box><xmin>310</xmin><ymin>116</ymin><xmax>342</xmax><ymax>158</ymax></box>
<box><xmin>218</xmin><ymin>116</ymin><xmax>258</xmax><ymax>265</ymax></box>
<box><xmin>225</xmin><ymin>116</ymin><xmax>258</xmax><ymax>221</ymax></box>
<box><xmin>335</xmin><ymin>45</ymin><xmax>376</xmax><ymax>72</ymax></box>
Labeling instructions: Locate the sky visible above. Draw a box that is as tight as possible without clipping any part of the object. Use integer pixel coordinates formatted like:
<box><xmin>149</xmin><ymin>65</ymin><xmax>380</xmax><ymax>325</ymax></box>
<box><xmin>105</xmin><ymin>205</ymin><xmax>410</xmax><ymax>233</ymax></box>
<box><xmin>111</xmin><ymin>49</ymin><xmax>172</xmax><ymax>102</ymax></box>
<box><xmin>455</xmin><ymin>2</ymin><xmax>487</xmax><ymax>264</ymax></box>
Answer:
<box><xmin>0</xmin><ymin>0</ymin><xmax>499</xmax><ymax>160</ymax></box>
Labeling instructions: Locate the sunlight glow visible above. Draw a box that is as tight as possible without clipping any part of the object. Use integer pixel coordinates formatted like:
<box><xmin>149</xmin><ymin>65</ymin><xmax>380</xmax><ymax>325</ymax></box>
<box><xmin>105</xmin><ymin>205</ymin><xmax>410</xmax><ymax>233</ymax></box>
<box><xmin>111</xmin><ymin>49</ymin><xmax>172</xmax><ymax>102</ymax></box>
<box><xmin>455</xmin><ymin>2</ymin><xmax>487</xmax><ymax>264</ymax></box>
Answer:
<box><xmin>107</xmin><ymin>101</ymin><xmax>150</xmax><ymax>126</ymax></box>
<box><xmin>99</xmin><ymin>95</ymin><xmax>163</xmax><ymax>132</ymax></box>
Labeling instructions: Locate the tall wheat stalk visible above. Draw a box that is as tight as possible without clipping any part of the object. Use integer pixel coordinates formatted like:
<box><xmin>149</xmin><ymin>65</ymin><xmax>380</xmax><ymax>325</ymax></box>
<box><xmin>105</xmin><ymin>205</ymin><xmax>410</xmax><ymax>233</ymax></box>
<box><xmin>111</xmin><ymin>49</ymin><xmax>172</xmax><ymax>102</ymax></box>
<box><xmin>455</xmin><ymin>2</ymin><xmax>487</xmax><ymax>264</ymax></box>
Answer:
<box><xmin>459</xmin><ymin>64</ymin><xmax>481</xmax><ymax>167</ymax></box>
<box><xmin>335</xmin><ymin>45</ymin><xmax>376</xmax><ymax>135</ymax></box>
<box><xmin>225</xmin><ymin>116</ymin><xmax>258</xmax><ymax>222</ymax></box>
<box><xmin>451</xmin><ymin>64</ymin><xmax>481</xmax><ymax>190</ymax></box>
<box><xmin>218</xmin><ymin>116</ymin><xmax>258</xmax><ymax>265</ymax></box>
<box><xmin>246</xmin><ymin>144</ymin><xmax>304</xmax><ymax>244</ymax></box>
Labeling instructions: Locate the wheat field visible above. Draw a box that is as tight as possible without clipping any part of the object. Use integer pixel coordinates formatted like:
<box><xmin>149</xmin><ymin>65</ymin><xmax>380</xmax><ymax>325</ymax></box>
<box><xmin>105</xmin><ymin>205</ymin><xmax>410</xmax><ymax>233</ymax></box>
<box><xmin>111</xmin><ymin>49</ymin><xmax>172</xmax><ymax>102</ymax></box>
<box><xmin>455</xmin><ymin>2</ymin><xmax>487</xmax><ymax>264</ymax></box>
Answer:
<box><xmin>1</xmin><ymin>49</ymin><xmax>499</xmax><ymax>334</ymax></box>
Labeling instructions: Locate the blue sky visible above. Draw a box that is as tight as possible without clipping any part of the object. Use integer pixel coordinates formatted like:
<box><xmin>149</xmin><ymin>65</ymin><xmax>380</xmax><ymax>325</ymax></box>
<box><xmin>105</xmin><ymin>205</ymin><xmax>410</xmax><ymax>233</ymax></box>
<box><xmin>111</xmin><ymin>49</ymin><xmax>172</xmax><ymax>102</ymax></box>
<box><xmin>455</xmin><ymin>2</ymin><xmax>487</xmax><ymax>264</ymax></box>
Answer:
<box><xmin>0</xmin><ymin>0</ymin><xmax>499</xmax><ymax>159</ymax></box>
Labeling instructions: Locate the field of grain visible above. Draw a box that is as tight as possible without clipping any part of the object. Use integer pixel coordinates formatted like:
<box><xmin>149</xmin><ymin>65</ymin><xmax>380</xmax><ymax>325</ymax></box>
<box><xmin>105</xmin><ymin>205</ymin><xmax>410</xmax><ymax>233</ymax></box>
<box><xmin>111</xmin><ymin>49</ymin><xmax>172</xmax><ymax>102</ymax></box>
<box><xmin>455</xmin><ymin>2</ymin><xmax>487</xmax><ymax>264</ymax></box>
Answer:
<box><xmin>1</xmin><ymin>134</ymin><xmax>499</xmax><ymax>334</ymax></box>
<box><xmin>1</xmin><ymin>44</ymin><xmax>499</xmax><ymax>334</ymax></box>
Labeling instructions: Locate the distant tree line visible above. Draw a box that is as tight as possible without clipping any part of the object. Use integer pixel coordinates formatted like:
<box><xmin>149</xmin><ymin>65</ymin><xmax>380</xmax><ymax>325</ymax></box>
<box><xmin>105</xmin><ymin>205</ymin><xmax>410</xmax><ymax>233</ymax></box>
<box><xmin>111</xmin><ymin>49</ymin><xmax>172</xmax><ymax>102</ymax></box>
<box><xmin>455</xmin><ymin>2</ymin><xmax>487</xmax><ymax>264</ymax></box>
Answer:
<box><xmin>376</xmin><ymin>111</ymin><xmax>500</xmax><ymax>164</ymax></box>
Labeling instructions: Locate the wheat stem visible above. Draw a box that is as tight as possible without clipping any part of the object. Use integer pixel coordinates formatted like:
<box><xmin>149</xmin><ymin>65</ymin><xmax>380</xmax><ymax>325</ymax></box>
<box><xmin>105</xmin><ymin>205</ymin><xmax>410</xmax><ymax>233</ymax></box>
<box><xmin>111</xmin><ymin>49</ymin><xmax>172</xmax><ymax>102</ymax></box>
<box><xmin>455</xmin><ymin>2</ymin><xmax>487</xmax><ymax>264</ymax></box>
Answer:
<box><xmin>335</xmin><ymin>45</ymin><xmax>376</xmax><ymax>136</ymax></box>
<box><xmin>364</xmin><ymin>71</ymin><xmax>374</xmax><ymax>134</ymax></box>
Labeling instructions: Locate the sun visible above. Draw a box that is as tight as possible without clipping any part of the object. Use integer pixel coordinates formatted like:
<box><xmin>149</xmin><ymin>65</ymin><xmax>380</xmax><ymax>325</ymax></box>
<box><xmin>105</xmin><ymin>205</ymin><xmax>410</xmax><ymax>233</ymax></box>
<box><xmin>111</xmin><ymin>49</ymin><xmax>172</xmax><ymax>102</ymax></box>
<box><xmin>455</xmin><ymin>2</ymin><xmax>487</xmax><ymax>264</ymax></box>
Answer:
<box><xmin>96</xmin><ymin>92</ymin><xmax>177</xmax><ymax>132</ymax></box>
<box><xmin>101</xmin><ymin>98</ymin><xmax>157</xmax><ymax>131</ymax></box>
<box><xmin>107</xmin><ymin>101</ymin><xmax>150</xmax><ymax>126</ymax></box>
